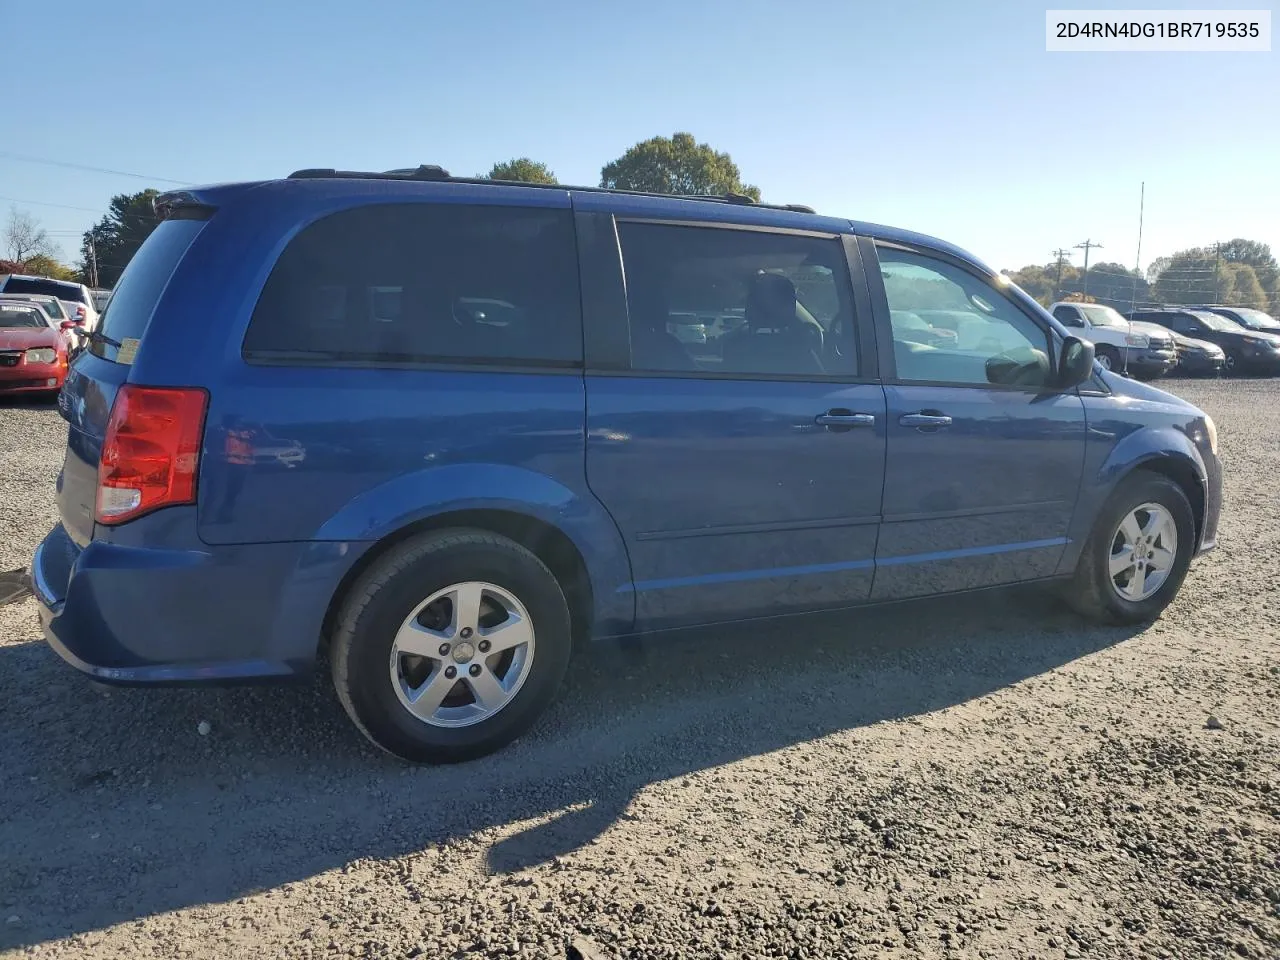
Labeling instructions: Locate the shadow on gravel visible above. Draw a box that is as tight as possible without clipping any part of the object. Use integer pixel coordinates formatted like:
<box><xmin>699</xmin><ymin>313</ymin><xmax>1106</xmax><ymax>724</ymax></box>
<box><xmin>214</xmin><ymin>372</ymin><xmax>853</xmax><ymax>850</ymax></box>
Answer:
<box><xmin>0</xmin><ymin>587</ymin><xmax>1141</xmax><ymax>949</ymax></box>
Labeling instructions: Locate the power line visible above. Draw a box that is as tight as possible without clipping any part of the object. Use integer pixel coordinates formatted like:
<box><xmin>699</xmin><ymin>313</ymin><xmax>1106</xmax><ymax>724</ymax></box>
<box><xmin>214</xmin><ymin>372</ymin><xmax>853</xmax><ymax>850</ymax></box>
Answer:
<box><xmin>0</xmin><ymin>194</ymin><xmax>103</xmax><ymax>214</ymax></box>
<box><xmin>0</xmin><ymin>150</ymin><xmax>190</xmax><ymax>186</ymax></box>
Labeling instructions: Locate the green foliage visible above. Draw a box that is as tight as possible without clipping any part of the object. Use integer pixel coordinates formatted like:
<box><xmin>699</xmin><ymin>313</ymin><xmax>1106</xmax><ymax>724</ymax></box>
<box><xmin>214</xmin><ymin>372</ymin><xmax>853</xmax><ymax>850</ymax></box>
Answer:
<box><xmin>1152</xmin><ymin>247</ymin><xmax>1224</xmax><ymax>305</ymax></box>
<box><xmin>1069</xmin><ymin>261</ymin><xmax>1147</xmax><ymax>307</ymax></box>
<box><xmin>23</xmin><ymin>254</ymin><xmax>77</xmax><ymax>281</ymax></box>
<box><xmin>1151</xmin><ymin>241</ymin><xmax>1279</xmax><ymax>311</ymax></box>
<box><xmin>600</xmin><ymin>133</ymin><xmax>760</xmax><ymax>201</ymax></box>
<box><xmin>79</xmin><ymin>190</ymin><xmax>161</xmax><ymax>287</ymax></box>
<box><xmin>1217</xmin><ymin>238</ymin><xmax>1278</xmax><ymax>294</ymax></box>
<box><xmin>1006</xmin><ymin>264</ymin><xmax>1058</xmax><ymax>306</ymax></box>
<box><xmin>482</xmin><ymin>158</ymin><xmax>558</xmax><ymax>185</ymax></box>
<box><xmin>1222</xmin><ymin>263</ymin><xmax>1267</xmax><ymax>308</ymax></box>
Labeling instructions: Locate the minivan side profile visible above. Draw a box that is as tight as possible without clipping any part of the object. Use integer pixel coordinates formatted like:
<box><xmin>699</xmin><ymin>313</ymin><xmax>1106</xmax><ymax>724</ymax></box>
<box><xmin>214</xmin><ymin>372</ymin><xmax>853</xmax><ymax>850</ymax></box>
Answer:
<box><xmin>32</xmin><ymin>170</ymin><xmax>1222</xmax><ymax>762</ymax></box>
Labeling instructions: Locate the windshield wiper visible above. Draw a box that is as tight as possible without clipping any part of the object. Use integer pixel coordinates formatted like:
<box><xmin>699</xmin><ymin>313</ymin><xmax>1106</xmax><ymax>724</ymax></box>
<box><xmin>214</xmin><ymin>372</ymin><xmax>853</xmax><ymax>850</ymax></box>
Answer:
<box><xmin>87</xmin><ymin>329</ymin><xmax>123</xmax><ymax>349</ymax></box>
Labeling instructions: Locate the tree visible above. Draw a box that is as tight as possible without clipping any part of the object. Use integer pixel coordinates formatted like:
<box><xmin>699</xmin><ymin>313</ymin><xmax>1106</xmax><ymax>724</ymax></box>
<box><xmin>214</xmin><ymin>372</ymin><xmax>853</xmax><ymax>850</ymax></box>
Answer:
<box><xmin>3</xmin><ymin>206</ymin><xmax>57</xmax><ymax>264</ymax></box>
<box><xmin>1062</xmin><ymin>261</ymin><xmax>1148</xmax><ymax>309</ymax></box>
<box><xmin>1152</xmin><ymin>248</ymin><xmax>1219</xmax><ymax>305</ymax></box>
<box><xmin>1006</xmin><ymin>261</ymin><xmax>1081</xmax><ymax>306</ymax></box>
<box><xmin>79</xmin><ymin>189</ymin><xmax>161</xmax><ymax>288</ymax></box>
<box><xmin>1005</xmin><ymin>264</ymin><xmax>1056</xmax><ymax>306</ymax></box>
<box><xmin>481</xmin><ymin>158</ymin><xmax>558</xmax><ymax>184</ymax></box>
<box><xmin>23</xmin><ymin>254</ymin><xmax>77</xmax><ymax>281</ymax></box>
<box><xmin>1217</xmin><ymin>238</ymin><xmax>1278</xmax><ymax>294</ymax></box>
<box><xmin>1222</xmin><ymin>263</ymin><xmax>1268</xmax><ymax>308</ymax></box>
<box><xmin>600</xmin><ymin>132</ymin><xmax>760</xmax><ymax>200</ymax></box>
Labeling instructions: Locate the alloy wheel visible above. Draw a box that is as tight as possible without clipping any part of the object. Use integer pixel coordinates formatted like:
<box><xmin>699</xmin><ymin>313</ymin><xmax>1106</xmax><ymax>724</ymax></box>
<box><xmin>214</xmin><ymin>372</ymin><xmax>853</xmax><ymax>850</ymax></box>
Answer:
<box><xmin>388</xmin><ymin>581</ymin><xmax>536</xmax><ymax>728</ymax></box>
<box><xmin>1108</xmin><ymin>502</ymin><xmax>1178</xmax><ymax>602</ymax></box>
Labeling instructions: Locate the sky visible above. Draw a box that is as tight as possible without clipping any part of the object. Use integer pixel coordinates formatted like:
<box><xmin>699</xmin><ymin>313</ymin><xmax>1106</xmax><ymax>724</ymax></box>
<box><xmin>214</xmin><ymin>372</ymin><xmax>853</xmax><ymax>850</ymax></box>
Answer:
<box><xmin>4</xmin><ymin>0</ymin><xmax>1277</xmax><ymax>278</ymax></box>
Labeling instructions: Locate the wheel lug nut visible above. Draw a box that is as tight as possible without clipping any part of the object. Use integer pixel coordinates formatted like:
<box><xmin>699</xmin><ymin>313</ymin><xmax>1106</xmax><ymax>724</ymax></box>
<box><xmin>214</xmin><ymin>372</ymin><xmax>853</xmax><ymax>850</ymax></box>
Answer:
<box><xmin>460</xmin><ymin>627</ymin><xmax>473</xmax><ymax>639</ymax></box>
<box><xmin>438</xmin><ymin>643</ymin><xmax>450</xmax><ymax>656</ymax></box>
<box><xmin>478</xmin><ymin>639</ymin><xmax>491</xmax><ymax>653</ymax></box>
<box><xmin>444</xmin><ymin>665</ymin><xmax>457</xmax><ymax>679</ymax></box>
<box><xmin>469</xmin><ymin>664</ymin><xmax>481</xmax><ymax>677</ymax></box>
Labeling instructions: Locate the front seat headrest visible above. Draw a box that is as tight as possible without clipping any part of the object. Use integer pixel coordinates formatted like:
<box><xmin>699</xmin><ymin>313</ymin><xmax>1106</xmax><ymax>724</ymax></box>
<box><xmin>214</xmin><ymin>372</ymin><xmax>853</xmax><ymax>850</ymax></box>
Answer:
<box><xmin>746</xmin><ymin>273</ymin><xmax>798</xmax><ymax>329</ymax></box>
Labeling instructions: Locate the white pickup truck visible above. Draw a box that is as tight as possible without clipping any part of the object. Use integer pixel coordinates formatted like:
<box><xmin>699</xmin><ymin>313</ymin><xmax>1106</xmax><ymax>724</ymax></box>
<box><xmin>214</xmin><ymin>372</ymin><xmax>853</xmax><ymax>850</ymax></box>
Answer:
<box><xmin>1048</xmin><ymin>301</ymin><xmax>1178</xmax><ymax>379</ymax></box>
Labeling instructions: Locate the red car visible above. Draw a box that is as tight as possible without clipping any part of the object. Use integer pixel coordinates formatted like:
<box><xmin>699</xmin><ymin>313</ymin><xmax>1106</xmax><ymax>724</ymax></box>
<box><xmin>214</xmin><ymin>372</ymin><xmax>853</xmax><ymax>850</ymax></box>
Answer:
<box><xmin>0</xmin><ymin>301</ymin><xmax>74</xmax><ymax>397</ymax></box>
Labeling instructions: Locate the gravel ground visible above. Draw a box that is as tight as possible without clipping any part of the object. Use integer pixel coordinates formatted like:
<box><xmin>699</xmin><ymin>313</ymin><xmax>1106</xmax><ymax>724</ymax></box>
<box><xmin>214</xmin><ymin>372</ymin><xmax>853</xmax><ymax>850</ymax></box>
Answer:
<box><xmin>0</xmin><ymin>380</ymin><xmax>1277</xmax><ymax>960</ymax></box>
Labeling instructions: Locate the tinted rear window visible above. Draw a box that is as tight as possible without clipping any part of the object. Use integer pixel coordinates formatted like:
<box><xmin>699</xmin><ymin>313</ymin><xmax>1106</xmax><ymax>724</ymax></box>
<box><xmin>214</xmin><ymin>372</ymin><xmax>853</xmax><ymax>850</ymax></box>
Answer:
<box><xmin>91</xmin><ymin>218</ymin><xmax>207</xmax><ymax>362</ymax></box>
<box><xmin>3</xmin><ymin>278</ymin><xmax>84</xmax><ymax>303</ymax></box>
<box><xmin>243</xmin><ymin>203</ymin><xmax>582</xmax><ymax>367</ymax></box>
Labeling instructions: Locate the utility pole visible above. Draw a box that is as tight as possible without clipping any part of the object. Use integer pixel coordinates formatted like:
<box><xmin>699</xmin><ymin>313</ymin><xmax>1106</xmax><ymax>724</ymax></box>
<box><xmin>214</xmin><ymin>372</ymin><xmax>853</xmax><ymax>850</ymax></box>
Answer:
<box><xmin>88</xmin><ymin>236</ymin><xmax>99</xmax><ymax>289</ymax></box>
<box><xmin>1075</xmin><ymin>239</ymin><xmax>1102</xmax><ymax>299</ymax></box>
<box><xmin>1213</xmin><ymin>241</ymin><xmax>1223</xmax><ymax>303</ymax></box>
<box><xmin>1051</xmin><ymin>248</ymin><xmax>1072</xmax><ymax>299</ymax></box>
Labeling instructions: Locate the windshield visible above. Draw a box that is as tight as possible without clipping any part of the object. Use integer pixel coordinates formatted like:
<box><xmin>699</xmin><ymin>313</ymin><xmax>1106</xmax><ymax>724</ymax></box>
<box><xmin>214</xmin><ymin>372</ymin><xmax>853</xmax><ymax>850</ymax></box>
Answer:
<box><xmin>0</xmin><ymin>305</ymin><xmax>46</xmax><ymax>329</ymax></box>
<box><xmin>1078</xmin><ymin>304</ymin><xmax>1128</xmax><ymax>328</ymax></box>
<box><xmin>1193</xmin><ymin>311</ymin><xmax>1244</xmax><ymax>332</ymax></box>
<box><xmin>1</xmin><ymin>296</ymin><xmax>63</xmax><ymax>319</ymax></box>
<box><xmin>1229</xmin><ymin>308</ymin><xmax>1280</xmax><ymax>329</ymax></box>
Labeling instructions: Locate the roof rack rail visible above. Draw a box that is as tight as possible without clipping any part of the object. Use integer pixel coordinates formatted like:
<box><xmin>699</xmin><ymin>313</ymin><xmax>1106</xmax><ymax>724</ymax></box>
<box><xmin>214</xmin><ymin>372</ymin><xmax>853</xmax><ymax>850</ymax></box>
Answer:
<box><xmin>283</xmin><ymin>166</ymin><xmax>818</xmax><ymax>214</ymax></box>
<box><xmin>288</xmin><ymin>165</ymin><xmax>451</xmax><ymax>181</ymax></box>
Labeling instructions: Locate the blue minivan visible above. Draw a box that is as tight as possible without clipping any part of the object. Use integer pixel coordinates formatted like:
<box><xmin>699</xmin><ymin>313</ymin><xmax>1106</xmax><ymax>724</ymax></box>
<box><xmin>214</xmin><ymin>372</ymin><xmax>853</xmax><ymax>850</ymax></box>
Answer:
<box><xmin>32</xmin><ymin>167</ymin><xmax>1222</xmax><ymax>762</ymax></box>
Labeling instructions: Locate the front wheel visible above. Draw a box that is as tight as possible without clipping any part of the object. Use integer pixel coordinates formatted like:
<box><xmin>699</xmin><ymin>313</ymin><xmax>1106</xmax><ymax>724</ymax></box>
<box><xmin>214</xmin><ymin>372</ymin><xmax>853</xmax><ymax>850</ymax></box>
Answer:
<box><xmin>331</xmin><ymin>529</ymin><xmax>573</xmax><ymax>763</ymax></box>
<box><xmin>1095</xmin><ymin>346</ymin><xmax>1119</xmax><ymax>372</ymax></box>
<box><xmin>1063</xmin><ymin>472</ymin><xmax>1196</xmax><ymax>624</ymax></box>
<box><xmin>1224</xmin><ymin>351</ymin><xmax>1241</xmax><ymax>376</ymax></box>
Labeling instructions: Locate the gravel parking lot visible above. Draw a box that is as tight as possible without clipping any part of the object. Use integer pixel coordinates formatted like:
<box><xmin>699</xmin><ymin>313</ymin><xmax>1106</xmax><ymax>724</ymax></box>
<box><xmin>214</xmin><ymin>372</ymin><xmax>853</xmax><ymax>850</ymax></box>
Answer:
<box><xmin>0</xmin><ymin>378</ymin><xmax>1276</xmax><ymax>960</ymax></box>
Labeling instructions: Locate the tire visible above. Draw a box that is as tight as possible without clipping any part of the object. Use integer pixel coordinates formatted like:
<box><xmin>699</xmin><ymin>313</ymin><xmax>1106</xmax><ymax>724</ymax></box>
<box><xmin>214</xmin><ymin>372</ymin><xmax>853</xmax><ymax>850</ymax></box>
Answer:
<box><xmin>1063</xmin><ymin>471</ymin><xmax>1196</xmax><ymax>624</ymax></box>
<box><xmin>1224</xmin><ymin>351</ymin><xmax>1242</xmax><ymax>376</ymax></box>
<box><xmin>1095</xmin><ymin>346</ymin><xmax>1119</xmax><ymax>372</ymax></box>
<box><xmin>331</xmin><ymin>528</ymin><xmax>572</xmax><ymax>763</ymax></box>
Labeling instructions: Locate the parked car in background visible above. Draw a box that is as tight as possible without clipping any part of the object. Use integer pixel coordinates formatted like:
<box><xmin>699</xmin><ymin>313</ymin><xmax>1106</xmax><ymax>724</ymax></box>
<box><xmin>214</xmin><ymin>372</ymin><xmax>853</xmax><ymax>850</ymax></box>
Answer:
<box><xmin>1047</xmin><ymin>301</ymin><xmax>1177</xmax><ymax>379</ymax></box>
<box><xmin>0</xmin><ymin>275</ymin><xmax>100</xmax><ymax>332</ymax></box>
<box><xmin>0</xmin><ymin>300</ymin><xmax>72</xmax><ymax>397</ymax></box>
<box><xmin>32</xmin><ymin>169</ymin><xmax>1221</xmax><ymax>763</ymax></box>
<box><xmin>666</xmin><ymin>312</ymin><xmax>709</xmax><ymax>347</ymax></box>
<box><xmin>0</xmin><ymin>293</ymin><xmax>85</xmax><ymax>354</ymax></box>
<box><xmin>1127</xmin><ymin>307</ymin><xmax>1280</xmax><ymax>376</ymax></box>
<box><xmin>1194</xmin><ymin>305</ymin><xmax>1280</xmax><ymax>334</ymax></box>
<box><xmin>1168</xmin><ymin>331</ymin><xmax>1225</xmax><ymax>376</ymax></box>
<box><xmin>90</xmin><ymin>289</ymin><xmax>112</xmax><ymax>314</ymax></box>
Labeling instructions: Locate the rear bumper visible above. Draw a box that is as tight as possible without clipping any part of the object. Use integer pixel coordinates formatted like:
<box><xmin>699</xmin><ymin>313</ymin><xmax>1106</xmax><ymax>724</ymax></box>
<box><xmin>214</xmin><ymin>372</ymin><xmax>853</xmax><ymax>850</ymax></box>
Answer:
<box><xmin>32</xmin><ymin>520</ymin><xmax>366</xmax><ymax>685</ymax></box>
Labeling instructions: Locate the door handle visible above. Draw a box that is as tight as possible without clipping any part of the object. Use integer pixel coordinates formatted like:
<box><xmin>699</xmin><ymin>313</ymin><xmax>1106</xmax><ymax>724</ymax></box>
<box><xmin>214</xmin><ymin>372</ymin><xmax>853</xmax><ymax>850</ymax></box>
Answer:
<box><xmin>899</xmin><ymin>412</ymin><xmax>953</xmax><ymax>429</ymax></box>
<box><xmin>816</xmin><ymin>411</ymin><xmax>876</xmax><ymax>429</ymax></box>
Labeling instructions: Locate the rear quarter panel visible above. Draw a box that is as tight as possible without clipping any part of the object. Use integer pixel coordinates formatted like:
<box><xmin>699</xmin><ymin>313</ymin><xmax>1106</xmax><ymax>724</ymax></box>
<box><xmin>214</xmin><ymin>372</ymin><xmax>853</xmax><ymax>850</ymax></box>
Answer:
<box><xmin>126</xmin><ymin>182</ymin><xmax>635</xmax><ymax>636</ymax></box>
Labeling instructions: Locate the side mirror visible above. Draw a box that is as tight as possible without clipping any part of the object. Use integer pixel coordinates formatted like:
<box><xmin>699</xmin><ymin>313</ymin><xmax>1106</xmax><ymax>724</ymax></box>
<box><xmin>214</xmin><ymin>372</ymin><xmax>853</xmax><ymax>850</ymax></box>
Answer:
<box><xmin>1062</xmin><ymin>315</ymin><xmax>1085</xmax><ymax>328</ymax></box>
<box><xmin>1058</xmin><ymin>336</ymin><xmax>1096</xmax><ymax>387</ymax></box>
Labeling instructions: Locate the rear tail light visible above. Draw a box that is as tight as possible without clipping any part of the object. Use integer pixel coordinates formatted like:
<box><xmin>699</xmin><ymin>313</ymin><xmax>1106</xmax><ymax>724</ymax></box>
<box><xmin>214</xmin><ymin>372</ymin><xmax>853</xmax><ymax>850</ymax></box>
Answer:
<box><xmin>96</xmin><ymin>385</ymin><xmax>209</xmax><ymax>525</ymax></box>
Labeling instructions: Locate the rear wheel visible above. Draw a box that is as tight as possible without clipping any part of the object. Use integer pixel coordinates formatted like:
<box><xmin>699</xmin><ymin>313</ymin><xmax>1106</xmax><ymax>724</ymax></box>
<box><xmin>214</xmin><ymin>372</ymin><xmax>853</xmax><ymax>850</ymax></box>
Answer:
<box><xmin>1063</xmin><ymin>472</ymin><xmax>1195</xmax><ymax>624</ymax></box>
<box><xmin>331</xmin><ymin>529</ymin><xmax>572</xmax><ymax>763</ymax></box>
